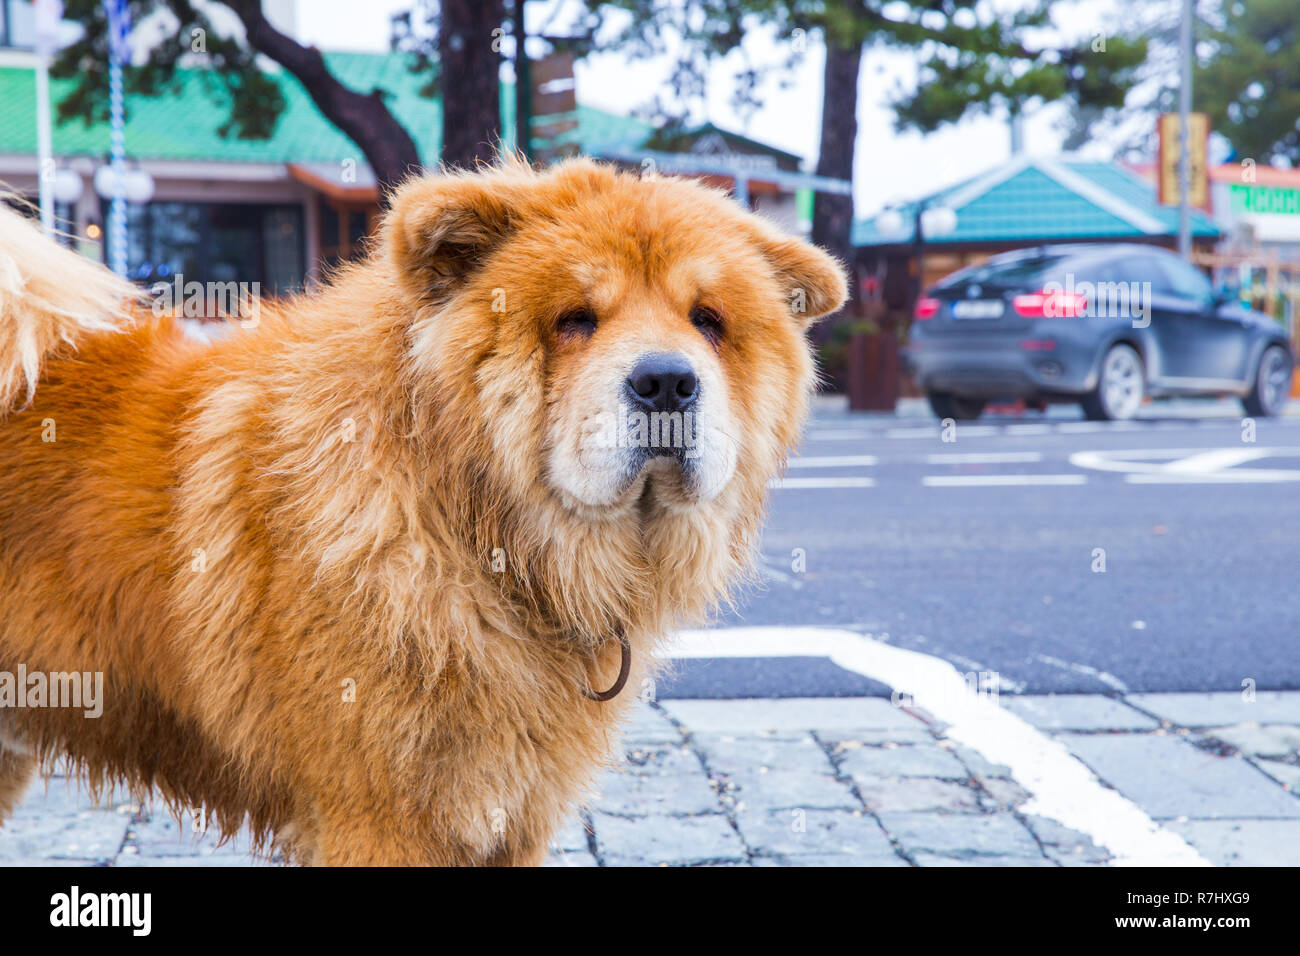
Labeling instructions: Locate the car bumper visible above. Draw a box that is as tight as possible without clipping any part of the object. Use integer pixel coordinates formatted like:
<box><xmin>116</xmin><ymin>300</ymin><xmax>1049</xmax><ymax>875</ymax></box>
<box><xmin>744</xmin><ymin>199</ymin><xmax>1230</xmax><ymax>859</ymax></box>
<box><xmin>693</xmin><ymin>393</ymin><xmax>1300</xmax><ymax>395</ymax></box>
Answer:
<box><xmin>903</xmin><ymin>334</ymin><xmax>1099</xmax><ymax>399</ymax></box>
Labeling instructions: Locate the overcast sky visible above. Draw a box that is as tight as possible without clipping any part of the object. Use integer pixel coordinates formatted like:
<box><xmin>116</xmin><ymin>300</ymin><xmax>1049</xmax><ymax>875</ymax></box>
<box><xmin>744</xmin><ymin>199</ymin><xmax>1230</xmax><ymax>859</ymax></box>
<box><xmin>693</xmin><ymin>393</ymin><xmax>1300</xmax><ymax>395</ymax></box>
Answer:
<box><xmin>287</xmin><ymin>0</ymin><xmax>1125</xmax><ymax>216</ymax></box>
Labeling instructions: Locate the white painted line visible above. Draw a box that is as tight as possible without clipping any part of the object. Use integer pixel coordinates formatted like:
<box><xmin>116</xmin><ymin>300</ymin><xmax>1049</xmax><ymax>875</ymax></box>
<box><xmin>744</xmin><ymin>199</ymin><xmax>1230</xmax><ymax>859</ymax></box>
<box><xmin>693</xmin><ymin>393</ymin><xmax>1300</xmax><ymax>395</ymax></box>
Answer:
<box><xmin>885</xmin><ymin>427</ymin><xmax>940</xmax><ymax>439</ymax></box>
<box><xmin>808</xmin><ymin>429</ymin><xmax>875</xmax><ymax>441</ymax></box>
<box><xmin>789</xmin><ymin>455</ymin><xmax>879</xmax><ymax>468</ymax></box>
<box><xmin>768</xmin><ymin>476</ymin><xmax>876</xmax><ymax>489</ymax></box>
<box><xmin>925</xmin><ymin>451</ymin><xmax>1044</xmax><ymax>465</ymax></box>
<box><xmin>1004</xmin><ymin>424</ymin><xmax>1053</xmax><ymax>435</ymax></box>
<box><xmin>1056</xmin><ymin>422</ymin><xmax>1107</xmax><ymax>433</ymax></box>
<box><xmin>923</xmin><ymin>474</ymin><xmax>1087</xmax><ymax>487</ymax></box>
<box><xmin>1036</xmin><ymin>654</ymin><xmax>1130</xmax><ymax>694</ymax></box>
<box><xmin>664</xmin><ymin>627</ymin><xmax>1209</xmax><ymax>867</ymax></box>
<box><xmin>1072</xmin><ymin>447</ymin><xmax>1300</xmax><ymax>483</ymax></box>
<box><xmin>1126</xmin><ymin>471</ymin><xmax>1300</xmax><ymax>484</ymax></box>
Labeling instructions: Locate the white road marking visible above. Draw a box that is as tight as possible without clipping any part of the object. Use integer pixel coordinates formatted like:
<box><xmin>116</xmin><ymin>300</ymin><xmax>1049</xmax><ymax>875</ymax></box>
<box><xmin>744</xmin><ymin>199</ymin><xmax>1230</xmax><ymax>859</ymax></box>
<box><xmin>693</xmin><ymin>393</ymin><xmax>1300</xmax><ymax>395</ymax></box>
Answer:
<box><xmin>925</xmin><ymin>451</ymin><xmax>1044</xmax><ymax>465</ymax></box>
<box><xmin>808</xmin><ymin>429</ymin><xmax>876</xmax><ymax>441</ymax></box>
<box><xmin>1035</xmin><ymin>654</ymin><xmax>1130</xmax><ymax>694</ymax></box>
<box><xmin>1056</xmin><ymin>422</ymin><xmax>1108</xmax><ymax>433</ymax></box>
<box><xmin>768</xmin><ymin>476</ymin><xmax>876</xmax><ymax>490</ymax></box>
<box><xmin>923</xmin><ymin>474</ymin><xmax>1087</xmax><ymax>487</ymax></box>
<box><xmin>1004</xmin><ymin>424</ymin><xmax>1053</xmax><ymax>435</ymax></box>
<box><xmin>885</xmin><ymin>427</ymin><xmax>941</xmax><ymax>439</ymax></box>
<box><xmin>789</xmin><ymin>455</ymin><xmax>879</xmax><ymax>468</ymax></box>
<box><xmin>664</xmin><ymin>627</ymin><xmax>1209</xmax><ymax>867</ymax></box>
<box><xmin>1072</xmin><ymin>447</ymin><xmax>1300</xmax><ymax>483</ymax></box>
<box><xmin>1127</xmin><ymin>470</ymin><xmax>1300</xmax><ymax>484</ymax></box>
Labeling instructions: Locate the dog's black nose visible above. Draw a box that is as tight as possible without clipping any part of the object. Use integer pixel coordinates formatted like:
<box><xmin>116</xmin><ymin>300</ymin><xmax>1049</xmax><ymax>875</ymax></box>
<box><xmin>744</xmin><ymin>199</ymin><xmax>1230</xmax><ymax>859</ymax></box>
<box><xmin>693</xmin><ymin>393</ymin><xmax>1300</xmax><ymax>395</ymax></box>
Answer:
<box><xmin>626</xmin><ymin>354</ymin><xmax>698</xmax><ymax>413</ymax></box>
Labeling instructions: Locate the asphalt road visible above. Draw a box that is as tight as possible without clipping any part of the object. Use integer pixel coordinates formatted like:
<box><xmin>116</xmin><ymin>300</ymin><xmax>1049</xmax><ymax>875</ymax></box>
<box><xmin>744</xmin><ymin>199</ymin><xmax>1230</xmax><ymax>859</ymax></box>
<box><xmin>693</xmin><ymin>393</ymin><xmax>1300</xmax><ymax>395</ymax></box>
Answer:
<box><xmin>662</xmin><ymin>400</ymin><xmax>1300</xmax><ymax>699</ymax></box>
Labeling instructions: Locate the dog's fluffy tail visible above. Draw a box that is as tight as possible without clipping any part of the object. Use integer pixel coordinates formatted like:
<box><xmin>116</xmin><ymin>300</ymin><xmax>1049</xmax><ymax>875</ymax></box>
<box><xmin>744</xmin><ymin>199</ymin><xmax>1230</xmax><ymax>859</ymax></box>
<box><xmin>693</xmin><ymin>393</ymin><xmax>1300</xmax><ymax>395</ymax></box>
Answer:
<box><xmin>0</xmin><ymin>200</ymin><xmax>138</xmax><ymax>412</ymax></box>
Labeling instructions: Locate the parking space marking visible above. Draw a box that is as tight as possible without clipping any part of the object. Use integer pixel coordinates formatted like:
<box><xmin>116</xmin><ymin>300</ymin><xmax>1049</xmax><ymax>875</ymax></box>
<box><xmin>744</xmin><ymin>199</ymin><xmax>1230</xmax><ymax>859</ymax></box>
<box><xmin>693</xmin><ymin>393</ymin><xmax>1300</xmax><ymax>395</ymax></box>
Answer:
<box><xmin>665</xmin><ymin>627</ymin><xmax>1210</xmax><ymax>867</ymax></box>
<box><xmin>925</xmin><ymin>451</ymin><xmax>1043</xmax><ymax>465</ymax></box>
<box><xmin>923</xmin><ymin>474</ymin><xmax>1087</xmax><ymax>487</ymax></box>
<box><xmin>769</xmin><ymin>476</ymin><xmax>876</xmax><ymax>489</ymax></box>
<box><xmin>789</xmin><ymin>455</ymin><xmax>879</xmax><ymax>468</ymax></box>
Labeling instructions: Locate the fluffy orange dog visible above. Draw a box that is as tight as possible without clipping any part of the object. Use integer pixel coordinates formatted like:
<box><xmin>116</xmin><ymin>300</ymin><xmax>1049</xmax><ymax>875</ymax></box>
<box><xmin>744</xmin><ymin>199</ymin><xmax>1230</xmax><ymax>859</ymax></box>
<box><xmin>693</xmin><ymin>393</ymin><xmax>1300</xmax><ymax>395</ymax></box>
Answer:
<box><xmin>0</xmin><ymin>159</ymin><xmax>845</xmax><ymax>865</ymax></box>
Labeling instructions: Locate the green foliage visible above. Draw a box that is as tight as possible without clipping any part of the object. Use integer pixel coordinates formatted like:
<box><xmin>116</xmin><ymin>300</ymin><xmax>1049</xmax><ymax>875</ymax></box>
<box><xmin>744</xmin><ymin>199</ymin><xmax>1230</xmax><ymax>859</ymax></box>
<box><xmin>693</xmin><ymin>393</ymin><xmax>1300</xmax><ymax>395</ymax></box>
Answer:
<box><xmin>52</xmin><ymin>0</ymin><xmax>285</xmax><ymax>139</ymax></box>
<box><xmin>1196</xmin><ymin>0</ymin><xmax>1300</xmax><ymax>165</ymax></box>
<box><xmin>575</xmin><ymin>1</ymin><xmax>1147</xmax><ymax>135</ymax></box>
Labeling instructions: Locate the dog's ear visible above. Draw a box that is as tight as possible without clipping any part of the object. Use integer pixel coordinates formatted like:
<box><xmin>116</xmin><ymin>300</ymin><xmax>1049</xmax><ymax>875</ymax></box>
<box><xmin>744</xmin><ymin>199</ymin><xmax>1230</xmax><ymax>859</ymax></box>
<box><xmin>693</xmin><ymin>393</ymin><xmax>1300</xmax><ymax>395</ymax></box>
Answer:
<box><xmin>760</xmin><ymin>233</ymin><xmax>849</xmax><ymax>328</ymax></box>
<box><xmin>384</xmin><ymin>173</ymin><xmax>524</xmax><ymax>303</ymax></box>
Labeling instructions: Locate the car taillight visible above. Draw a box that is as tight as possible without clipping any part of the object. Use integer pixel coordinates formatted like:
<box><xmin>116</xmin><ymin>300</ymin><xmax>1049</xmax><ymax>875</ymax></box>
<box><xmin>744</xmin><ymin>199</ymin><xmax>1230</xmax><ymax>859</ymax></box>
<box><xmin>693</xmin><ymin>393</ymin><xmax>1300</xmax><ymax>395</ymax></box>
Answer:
<box><xmin>1012</xmin><ymin>289</ymin><xmax>1088</xmax><ymax>318</ymax></box>
<box><xmin>914</xmin><ymin>297</ymin><xmax>941</xmax><ymax>320</ymax></box>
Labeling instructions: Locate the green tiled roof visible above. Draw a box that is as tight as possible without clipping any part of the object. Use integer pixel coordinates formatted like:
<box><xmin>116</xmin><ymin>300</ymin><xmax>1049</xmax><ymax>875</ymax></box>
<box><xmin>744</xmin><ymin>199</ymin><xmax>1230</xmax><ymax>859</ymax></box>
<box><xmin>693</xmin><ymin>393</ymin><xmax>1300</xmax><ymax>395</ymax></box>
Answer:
<box><xmin>0</xmin><ymin>51</ymin><xmax>653</xmax><ymax>166</ymax></box>
<box><xmin>853</xmin><ymin>157</ymin><xmax>1220</xmax><ymax>247</ymax></box>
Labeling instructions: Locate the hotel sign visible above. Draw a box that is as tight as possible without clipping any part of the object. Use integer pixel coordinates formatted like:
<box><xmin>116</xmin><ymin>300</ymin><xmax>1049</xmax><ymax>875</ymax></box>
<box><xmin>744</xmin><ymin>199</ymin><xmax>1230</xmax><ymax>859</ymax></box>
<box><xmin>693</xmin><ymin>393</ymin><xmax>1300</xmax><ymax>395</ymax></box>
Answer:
<box><xmin>1228</xmin><ymin>183</ymin><xmax>1300</xmax><ymax>216</ymax></box>
<box><xmin>1157</xmin><ymin>113</ymin><xmax>1210</xmax><ymax>210</ymax></box>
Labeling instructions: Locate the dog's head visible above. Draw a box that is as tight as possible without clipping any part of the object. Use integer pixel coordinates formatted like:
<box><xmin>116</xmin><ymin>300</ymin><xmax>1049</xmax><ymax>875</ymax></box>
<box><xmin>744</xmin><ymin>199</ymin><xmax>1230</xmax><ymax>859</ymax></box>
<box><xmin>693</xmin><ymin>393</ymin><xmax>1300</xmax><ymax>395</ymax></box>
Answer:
<box><xmin>383</xmin><ymin>159</ymin><xmax>845</xmax><ymax>629</ymax></box>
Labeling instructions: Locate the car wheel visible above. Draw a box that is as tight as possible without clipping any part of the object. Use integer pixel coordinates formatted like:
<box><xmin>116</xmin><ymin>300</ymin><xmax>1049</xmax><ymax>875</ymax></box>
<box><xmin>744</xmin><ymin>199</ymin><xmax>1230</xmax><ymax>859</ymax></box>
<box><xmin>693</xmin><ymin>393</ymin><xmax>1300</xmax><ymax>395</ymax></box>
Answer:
<box><xmin>928</xmin><ymin>392</ymin><xmax>986</xmax><ymax>421</ymax></box>
<box><xmin>1242</xmin><ymin>344</ymin><xmax>1293</xmax><ymax>418</ymax></box>
<box><xmin>1081</xmin><ymin>343</ymin><xmax>1145</xmax><ymax>421</ymax></box>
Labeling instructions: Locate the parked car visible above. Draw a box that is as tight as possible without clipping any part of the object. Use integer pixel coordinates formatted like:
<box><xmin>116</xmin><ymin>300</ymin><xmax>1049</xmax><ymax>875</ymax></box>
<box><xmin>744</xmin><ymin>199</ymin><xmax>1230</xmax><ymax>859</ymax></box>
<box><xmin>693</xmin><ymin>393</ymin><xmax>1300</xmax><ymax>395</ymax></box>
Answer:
<box><xmin>902</xmin><ymin>243</ymin><xmax>1295</xmax><ymax>420</ymax></box>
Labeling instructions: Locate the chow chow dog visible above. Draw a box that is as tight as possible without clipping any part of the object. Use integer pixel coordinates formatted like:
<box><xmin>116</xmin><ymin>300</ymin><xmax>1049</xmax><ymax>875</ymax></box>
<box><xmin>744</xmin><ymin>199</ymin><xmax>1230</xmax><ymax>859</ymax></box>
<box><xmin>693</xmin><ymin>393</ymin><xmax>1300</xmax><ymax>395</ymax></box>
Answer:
<box><xmin>0</xmin><ymin>158</ymin><xmax>845</xmax><ymax>865</ymax></box>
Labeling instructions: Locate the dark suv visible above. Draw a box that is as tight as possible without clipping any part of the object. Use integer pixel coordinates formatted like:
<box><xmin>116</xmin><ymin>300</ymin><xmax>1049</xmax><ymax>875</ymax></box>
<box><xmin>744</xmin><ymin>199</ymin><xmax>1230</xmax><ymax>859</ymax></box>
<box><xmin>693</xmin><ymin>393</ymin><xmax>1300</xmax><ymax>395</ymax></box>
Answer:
<box><xmin>902</xmin><ymin>243</ymin><xmax>1294</xmax><ymax>420</ymax></box>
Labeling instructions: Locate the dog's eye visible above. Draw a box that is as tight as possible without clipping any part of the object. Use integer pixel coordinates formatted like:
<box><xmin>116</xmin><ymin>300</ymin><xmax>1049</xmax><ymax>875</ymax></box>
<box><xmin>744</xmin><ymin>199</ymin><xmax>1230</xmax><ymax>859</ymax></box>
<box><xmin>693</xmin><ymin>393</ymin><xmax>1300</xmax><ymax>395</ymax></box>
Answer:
<box><xmin>557</xmin><ymin>308</ymin><xmax>597</xmax><ymax>338</ymax></box>
<box><xmin>690</xmin><ymin>306</ymin><xmax>724</xmax><ymax>345</ymax></box>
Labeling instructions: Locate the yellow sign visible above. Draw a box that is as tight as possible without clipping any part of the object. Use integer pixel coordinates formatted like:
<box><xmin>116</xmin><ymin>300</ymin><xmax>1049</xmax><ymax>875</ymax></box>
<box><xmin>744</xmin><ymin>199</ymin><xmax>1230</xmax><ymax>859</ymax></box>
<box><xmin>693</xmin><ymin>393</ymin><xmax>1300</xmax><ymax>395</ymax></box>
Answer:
<box><xmin>1158</xmin><ymin>112</ymin><xmax>1210</xmax><ymax>210</ymax></box>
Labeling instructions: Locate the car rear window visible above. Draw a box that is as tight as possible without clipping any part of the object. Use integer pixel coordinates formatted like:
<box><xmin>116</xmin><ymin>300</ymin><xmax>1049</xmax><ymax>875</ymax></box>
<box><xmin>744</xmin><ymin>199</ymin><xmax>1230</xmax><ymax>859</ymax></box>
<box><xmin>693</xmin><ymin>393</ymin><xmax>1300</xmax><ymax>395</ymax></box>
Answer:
<box><xmin>936</xmin><ymin>254</ymin><xmax>1070</xmax><ymax>290</ymax></box>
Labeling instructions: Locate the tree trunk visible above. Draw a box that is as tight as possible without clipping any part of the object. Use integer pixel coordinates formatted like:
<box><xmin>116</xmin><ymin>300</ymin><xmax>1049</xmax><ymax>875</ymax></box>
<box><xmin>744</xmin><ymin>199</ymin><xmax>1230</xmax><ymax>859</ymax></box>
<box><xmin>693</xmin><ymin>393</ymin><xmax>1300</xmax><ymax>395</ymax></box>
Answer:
<box><xmin>811</xmin><ymin>35</ymin><xmax>861</xmax><ymax>390</ymax></box>
<box><xmin>227</xmin><ymin>0</ymin><xmax>422</xmax><ymax>201</ymax></box>
<box><xmin>439</xmin><ymin>0</ymin><xmax>506</xmax><ymax>170</ymax></box>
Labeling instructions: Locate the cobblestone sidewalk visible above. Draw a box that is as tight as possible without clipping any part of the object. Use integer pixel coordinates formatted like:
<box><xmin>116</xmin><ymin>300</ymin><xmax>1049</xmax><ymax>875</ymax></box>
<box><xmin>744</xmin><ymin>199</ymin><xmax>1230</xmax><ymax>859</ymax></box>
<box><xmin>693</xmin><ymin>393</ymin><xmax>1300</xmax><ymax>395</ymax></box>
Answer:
<box><xmin>3</xmin><ymin>693</ymin><xmax>1298</xmax><ymax>867</ymax></box>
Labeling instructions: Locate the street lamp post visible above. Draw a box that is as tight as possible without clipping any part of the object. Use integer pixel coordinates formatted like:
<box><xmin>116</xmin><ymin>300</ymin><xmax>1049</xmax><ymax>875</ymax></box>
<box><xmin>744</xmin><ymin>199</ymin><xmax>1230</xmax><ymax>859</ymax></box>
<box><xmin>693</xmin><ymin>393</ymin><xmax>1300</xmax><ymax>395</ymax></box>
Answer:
<box><xmin>33</xmin><ymin>0</ymin><xmax>63</xmax><ymax>236</ymax></box>
<box><xmin>104</xmin><ymin>0</ymin><xmax>131</xmax><ymax>276</ymax></box>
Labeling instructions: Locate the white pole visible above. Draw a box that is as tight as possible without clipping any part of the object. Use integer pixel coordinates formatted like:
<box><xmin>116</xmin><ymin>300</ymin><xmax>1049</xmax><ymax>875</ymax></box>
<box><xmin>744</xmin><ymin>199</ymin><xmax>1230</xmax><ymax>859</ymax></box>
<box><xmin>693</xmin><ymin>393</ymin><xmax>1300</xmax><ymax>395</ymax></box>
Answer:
<box><xmin>104</xmin><ymin>0</ymin><xmax>129</xmax><ymax>276</ymax></box>
<box><xmin>33</xmin><ymin>0</ymin><xmax>62</xmax><ymax>235</ymax></box>
<box><xmin>1177</xmin><ymin>0</ymin><xmax>1192</xmax><ymax>259</ymax></box>
<box><xmin>34</xmin><ymin>56</ymin><xmax>53</xmax><ymax>233</ymax></box>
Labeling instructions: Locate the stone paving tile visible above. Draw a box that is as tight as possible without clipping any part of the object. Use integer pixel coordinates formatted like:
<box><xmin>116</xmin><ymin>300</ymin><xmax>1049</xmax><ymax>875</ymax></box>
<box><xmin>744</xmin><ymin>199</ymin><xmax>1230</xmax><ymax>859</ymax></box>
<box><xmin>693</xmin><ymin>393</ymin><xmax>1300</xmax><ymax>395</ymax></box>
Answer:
<box><xmin>621</xmin><ymin>703</ymin><xmax>683</xmax><ymax>745</ymax></box>
<box><xmin>941</xmin><ymin>743</ymin><xmax>1013</xmax><ymax>779</ymax></box>
<box><xmin>1167</xmin><ymin>819</ymin><xmax>1300</xmax><ymax>866</ymax></box>
<box><xmin>620</xmin><ymin>741</ymin><xmax>701</xmax><ymax>775</ymax></box>
<box><xmin>549</xmin><ymin>814</ymin><xmax>593</xmax><ymax>853</ymax></box>
<box><xmin>1</xmin><ymin>778</ymin><xmax>133</xmax><ymax>863</ymax></box>
<box><xmin>840</xmin><ymin>743</ymin><xmax>969</xmax><ymax>780</ymax></box>
<box><xmin>1254</xmin><ymin>760</ymin><xmax>1300</xmax><ymax>791</ymax></box>
<box><xmin>1126</xmin><ymin>691</ymin><xmax>1300</xmax><ymax>727</ymax></box>
<box><xmin>125</xmin><ymin>808</ymin><xmax>259</xmax><ymax>859</ymax></box>
<box><xmin>595</xmin><ymin>812</ymin><xmax>745</xmax><ymax>865</ymax></box>
<box><xmin>735</xmin><ymin>807</ymin><xmax>897</xmax><ymax>861</ymax></box>
<box><xmin>695</xmin><ymin>733</ymin><xmax>836</xmax><ymax>777</ymax></box>
<box><xmin>1002</xmin><ymin>695</ymin><xmax>1159</xmax><ymax>732</ymax></box>
<box><xmin>974</xmin><ymin>777</ymin><xmax>1032</xmax><ymax>812</ymax></box>
<box><xmin>1202</xmin><ymin>723</ymin><xmax>1300</xmax><ymax>758</ymax></box>
<box><xmin>855</xmin><ymin>776</ymin><xmax>981</xmax><ymax>814</ymax></box>
<box><xmin>722</xmin><ymin>770</ymin><xmax>858</xmax><ymax>813</ymax></box>
<box><xmin>590</xmin><ymin>766</ymin><xmax>721</xmax><ymax>817</ymax></box>
<box><xmin>876</xmin><ymin>811</ymin><xmax>1045</xmax><ymax>861</ymax></box>
<box><xmin>662</xmin><ymin>698</ymin><xmax>927</xmax><ymax>735</ymax></box>
<box><xmin>1021</xmin><ymin>814</ymin><xmax>1112</xmax><ymax>866</ymax></box>
<box><xmin>1060</xmin><ymin>732</ymin><xmax>1300</xmax><ymax>820</ymax></box>
<box><xmin>826</xmin><ymin>727</ymin><xmax>936</xmax><ymax>747</ymax></box>
<box><xmin>912</xmin><ymin>851</ymin><xmax>1056</xmax><ymax>867</ymax></box>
